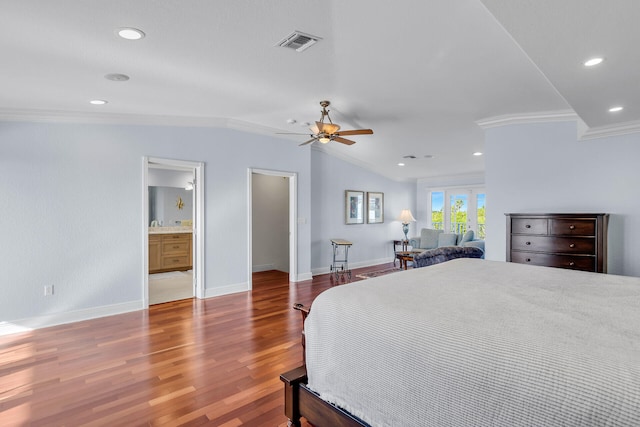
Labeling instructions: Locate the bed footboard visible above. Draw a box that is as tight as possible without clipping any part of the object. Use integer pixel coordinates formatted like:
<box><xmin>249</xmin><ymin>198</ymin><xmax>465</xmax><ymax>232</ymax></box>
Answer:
<box><xmin>280</xmin><ymin>366</ymin><xmax>370</xmax><ymax>427</ymax></box>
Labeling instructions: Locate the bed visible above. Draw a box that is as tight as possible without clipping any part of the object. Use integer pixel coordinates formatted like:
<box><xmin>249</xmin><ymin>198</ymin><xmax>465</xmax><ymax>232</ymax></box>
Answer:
<box><xmin>281</xmin><ymin>258</ymin><xmax>640</xmax><ymax>427</ymax></box>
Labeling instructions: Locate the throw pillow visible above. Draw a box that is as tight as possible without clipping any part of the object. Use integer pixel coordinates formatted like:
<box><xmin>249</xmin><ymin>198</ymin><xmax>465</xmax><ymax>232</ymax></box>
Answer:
<box><xmin>437</xmin><ymin>233</ymin><xmax>458</xmax><ymax>247</ymax></box>
<box><xmin>420</xmin><ymin>228</ymin><xmax>443</xmax><ymax>249</ymax></box>
<box><xmin>459</xmin><ymin>230</ymin><xmax>475</xmax><ymax>245</ymax></box>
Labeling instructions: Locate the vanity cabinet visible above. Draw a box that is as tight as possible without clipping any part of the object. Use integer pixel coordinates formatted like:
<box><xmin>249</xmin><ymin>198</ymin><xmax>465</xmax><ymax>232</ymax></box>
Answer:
<box><xmin>149</xmin><ymin>235</ymin><xmax>162</xmax><ymax>272</ymax></box>
<box><xmin>149</xmin><ymin>233</ymin><xmax>192</xmax><ymax>273</ymax></box>
<box><xmin>506</xmin><ymin>213</ymin><xmax>608</xmax><ymax>273</ymax></box>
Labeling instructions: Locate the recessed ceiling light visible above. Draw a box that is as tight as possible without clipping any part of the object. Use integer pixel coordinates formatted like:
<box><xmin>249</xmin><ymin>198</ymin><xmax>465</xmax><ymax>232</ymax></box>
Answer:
<box><xmin>117</xmin><ymin>28</ymin><xmax>145</xmax><ymax>40</ymax></box>
<box><xmin>402</xmin><ymin>155</ymin><xmax>416</xmax><ymax>159</ymax></box>
<box><xmin>473</xmin><ymin>152</ymin><xmax>483</xmax><ymax>156</ymax></box>
<box><xmin>609</xmin><ymin>106</ymin><xmax>623</xmax><ymax>112</ymax></box>
<box><xmin>286</xmin><ymin>119</ymin><xmax>297</xmax><ymax>125</ymax></box>
<box><xmin>584</xmin><ymin>57</ymin><xmax>604</xmax><ymax>67</ymax></box>
<box><xmin>424</xmin><ymin>154</ymin><xmax>434</xmax><ymax>159</ymax></box>
<box><xmin>397</xmin><ymin>163</ymin><xmax>405</xmax><ymax>167</ymax></box>
<box><xmin>89</xmin><ymin>99</ymin><xmax>108</xmax><ymax>105</ymax></box>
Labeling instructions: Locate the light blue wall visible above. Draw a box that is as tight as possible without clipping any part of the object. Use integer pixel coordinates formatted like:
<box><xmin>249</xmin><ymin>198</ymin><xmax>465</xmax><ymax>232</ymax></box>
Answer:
<box><xmin>0</xmin><ymin>121</ymin><xmax>312</xmax><ymax>326</ymax></box>
<box><xmin>0</xmin><ymin>121</ymin><xmax>414</xmax><ymax>329</ymax></box>
<box><xmin>310</xmin><ymin>150</ymin><xmax>416</xmax><ymax>273</ymax></box>
<box><xmin>484</xmin><ymin>120</ymin><xmax>640</xmax><ymax>277</ymax></box>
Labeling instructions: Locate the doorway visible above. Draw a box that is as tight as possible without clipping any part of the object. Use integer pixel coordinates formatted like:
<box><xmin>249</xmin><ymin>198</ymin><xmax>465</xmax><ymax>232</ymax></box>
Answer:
<box><xmin>142</xmin><ymin>157</ymin><xmax>205</xmax><ymax>307</ymax></box>
<box><xmin>247</xmin><ymin>168</ymin><xmax>297</xmax><ymax>289</ymax></box>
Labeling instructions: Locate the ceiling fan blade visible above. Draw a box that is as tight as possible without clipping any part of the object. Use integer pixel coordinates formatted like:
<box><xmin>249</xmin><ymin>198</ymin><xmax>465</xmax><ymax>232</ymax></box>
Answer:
<box><xmin>336</xmin><ymin>129</ymin><xmax>373</xmax><ymax>136</ymax></box>
<box><xmin>333</xmin><ymin>136</ymin><xmax>356</xmax><ymax>145</ymax></box>
<box><xmin>309</xmin><ymin>123</ymin><xmax>319</xmax><ymax>134</ymax></box>
<box><xmin>299</xmin><ymin>137</ymin><xmax>317</xmax><ymax>146</ymax></box>
<box><xmin>276</xmin><ymin>132</ymin><xmax>314</xmax><ymax>135</ymax></box>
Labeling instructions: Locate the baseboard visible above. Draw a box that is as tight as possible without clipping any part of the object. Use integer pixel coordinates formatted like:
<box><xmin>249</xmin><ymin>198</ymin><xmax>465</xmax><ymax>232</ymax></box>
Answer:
<box><xmin>294</xmin><ymin>272</ymin><xmax>313</xmax><ymax>282</ymax></box>
<box><xmin>204</xmin><ymin>282</ymin><xmax>248</xmax><ymax>298</ymax></box>
<box><xmin>311</xmin><ymin>257</ymin><xmax>392</xmax><ymax>276</ymax></box>
<box><xmin>0</xmin><ymin>301</ymin><xmax>143</xmax><ymax>337</ymax></box>
<box><xmin>252</xmin><ymin>263</ymin><xmax>275</xmax><ymax>272</ymax></box>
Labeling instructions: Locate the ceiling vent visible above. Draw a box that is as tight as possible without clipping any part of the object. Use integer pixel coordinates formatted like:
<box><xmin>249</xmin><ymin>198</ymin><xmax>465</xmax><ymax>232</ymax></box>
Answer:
<box><xmin>276</xmin><ymin>31</ymin><xmax>321</xmax><ymax>52</ymax></box>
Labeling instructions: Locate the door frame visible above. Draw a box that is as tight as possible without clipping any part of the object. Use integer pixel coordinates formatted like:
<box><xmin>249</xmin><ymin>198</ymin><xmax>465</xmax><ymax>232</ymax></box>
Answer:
<box><xmin>142</xmin><ymin>156</ymin><xmax>205</xmax><ymax>306</ymax></box>
<box><xmin>247</xmin><ymin>168</ymin><xmax>298</xmax><ymax>288</ymax></box>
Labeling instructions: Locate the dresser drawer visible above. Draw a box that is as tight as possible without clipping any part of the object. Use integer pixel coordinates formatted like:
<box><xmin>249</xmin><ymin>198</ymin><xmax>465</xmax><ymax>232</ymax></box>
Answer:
<box><xmin>550</xmin><ymin>219</ymin><xmax>596</xmax><ymax>236</ymax></box>
<box><xmin>511</xmin><ymin>235</ymin><xmax>595</xmax><ymax>254</ymax></box>
<box><xmin>161</xmin><ymin>255</ymin><xmax>190</xmax><ymax>269</ymax></box>
<box><xmin>162</xmin><ymin>240</ymin><xmax>190</xmax><ymax>255</ymax></box>
<box><xmin>163</xmin><ymin>233</ymin><xmax>190</xmax><ymax>242</ymax></box>
<box><xmin>510</xmin><ymin>251</ymin><xmax>595</xmax><ymax>272</ymax></box>
<box><xmin>511</xmin><ymin>218</ymin><xmax>547</xmax><ymax>235</ymax></box>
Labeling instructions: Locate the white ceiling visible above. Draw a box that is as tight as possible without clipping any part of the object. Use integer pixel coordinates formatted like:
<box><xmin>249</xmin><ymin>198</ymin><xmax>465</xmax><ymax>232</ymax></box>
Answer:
<box><xmin>1</xmin><ymin>0</ymin><xmax>638</xmax><ymax>181</ymax></box>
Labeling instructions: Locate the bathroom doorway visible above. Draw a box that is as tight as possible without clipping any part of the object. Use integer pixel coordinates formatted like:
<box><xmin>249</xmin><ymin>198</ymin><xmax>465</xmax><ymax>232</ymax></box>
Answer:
<box><xmin>142</xmin><ymin>157</ymin><xmax>204</xmax><ymax>307</ymax></box>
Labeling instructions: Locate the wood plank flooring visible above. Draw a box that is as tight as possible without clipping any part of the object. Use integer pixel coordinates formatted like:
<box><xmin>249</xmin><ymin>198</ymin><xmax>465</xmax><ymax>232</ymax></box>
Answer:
<box><xmin>0</xmin><ymin>263</ymin><xmax>393</xmax><ymax>426</ymax></box>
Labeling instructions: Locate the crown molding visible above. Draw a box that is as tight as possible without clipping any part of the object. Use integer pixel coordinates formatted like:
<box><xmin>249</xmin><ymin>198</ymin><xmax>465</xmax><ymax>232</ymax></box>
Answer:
<box><xmin>0</xmin><ymin>108</ymin><xmax>304</xmax><ymax>142</ymax></box>
<box><xmin>577</xmin><ymin>118</ymin><xmax>640</xmax><ymax>140</ymax></box>
<box><xmin>226</xmin><ymin>118</ymin><xmax>289</xmax><ymax>137</ymax></box>
<box><xmin>475</xmin><ymin>109</ymin><xmax>578</xmax><ymax>129</ymax></box>
<box><xmin>0</xmin><ymin>108</ymin><xmax>231</xmax><ymax>128</ymax></box>
<box><xmin>477</xmin><ymin>109</ymin><xmax>640</xmax><ymax>140</ymax></box>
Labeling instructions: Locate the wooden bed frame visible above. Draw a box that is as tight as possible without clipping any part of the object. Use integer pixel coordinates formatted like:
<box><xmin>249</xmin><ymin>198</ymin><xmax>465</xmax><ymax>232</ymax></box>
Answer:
<box><xmin>280</xmin><ymin>303</ymin><xmax>371</xmax><ymax>427</ymax></box>
<box><xmin>280</xmin><ymin>366</ymin><xmax>370</xmax><ymax>427</ymax></box>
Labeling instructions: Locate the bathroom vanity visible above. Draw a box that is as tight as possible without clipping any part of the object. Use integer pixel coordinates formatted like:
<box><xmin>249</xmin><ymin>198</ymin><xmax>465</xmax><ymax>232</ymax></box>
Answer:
<box><xmin>149</xmin><ymin>227</ymin><xmax>193</xmax><ymax>273</ymax></box>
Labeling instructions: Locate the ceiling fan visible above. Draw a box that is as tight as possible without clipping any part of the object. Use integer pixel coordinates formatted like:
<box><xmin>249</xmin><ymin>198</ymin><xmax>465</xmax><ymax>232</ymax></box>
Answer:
<box><xmin>279</xmin><ymin>100</ymin><xmax>373</xmax><ymax>146</ymax></box>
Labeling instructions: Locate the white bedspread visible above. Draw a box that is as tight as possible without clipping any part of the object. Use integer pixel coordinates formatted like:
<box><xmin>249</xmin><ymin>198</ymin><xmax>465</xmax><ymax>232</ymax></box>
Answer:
<box><xmin>305</xmin><ymin>259</ymin><xmax>640</xmax><ymax>427</ymax></box>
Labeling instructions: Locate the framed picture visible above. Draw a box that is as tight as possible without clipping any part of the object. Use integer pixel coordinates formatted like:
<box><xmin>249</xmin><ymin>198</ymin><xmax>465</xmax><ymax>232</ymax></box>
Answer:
<box><xmin>366</xmin><ymin>192</ymin><xmax>384</xmax><ymax>224</ymax></box>
<box><xmin>345</xmin><ymin>190</ymin><xmax>365</xmax><ymax>224</ymax></box>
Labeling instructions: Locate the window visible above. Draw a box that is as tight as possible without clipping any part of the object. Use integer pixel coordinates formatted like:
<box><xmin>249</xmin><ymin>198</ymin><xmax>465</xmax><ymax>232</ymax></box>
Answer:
<box><xmin>429</xmin><ymin>188</ymin><xmax>485</xmax><ymax>238</ymax></box>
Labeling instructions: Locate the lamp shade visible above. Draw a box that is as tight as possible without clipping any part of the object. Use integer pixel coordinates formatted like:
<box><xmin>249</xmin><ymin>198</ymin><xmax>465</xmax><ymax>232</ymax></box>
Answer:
<box><xmin>397</xmin><ymin>209</ymin><xmax>416</xmax><ymax>224</ymax></box>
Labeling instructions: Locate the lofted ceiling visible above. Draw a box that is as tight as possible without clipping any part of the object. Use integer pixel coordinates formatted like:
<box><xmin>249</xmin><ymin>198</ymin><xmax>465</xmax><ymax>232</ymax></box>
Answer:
<box><xmin>1</xmin><ymin>1</ymin><xmax>638</xmax><ymax>181</ymax></box>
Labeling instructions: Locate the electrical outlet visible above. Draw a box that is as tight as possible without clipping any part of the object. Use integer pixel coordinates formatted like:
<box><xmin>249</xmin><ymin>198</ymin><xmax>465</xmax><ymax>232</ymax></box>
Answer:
<box><xmin>44</xmin><ymin>285</ymin><xmax>54</xmax><ymax>296</ymax></box>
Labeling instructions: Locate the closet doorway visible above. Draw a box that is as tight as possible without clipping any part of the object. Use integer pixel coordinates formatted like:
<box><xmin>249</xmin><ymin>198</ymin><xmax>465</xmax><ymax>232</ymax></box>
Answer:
<box><xmin>248</xmin><ymin>168</ymin><xmax>297</xmax><ymax>289</ymax></box>
<box><xmin>142</xmin><ymin>157</ymin><xmax>204</xmax><ymax>307</ymax></box>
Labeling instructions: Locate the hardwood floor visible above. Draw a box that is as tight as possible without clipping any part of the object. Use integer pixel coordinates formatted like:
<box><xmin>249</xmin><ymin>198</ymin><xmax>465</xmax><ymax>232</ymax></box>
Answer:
<box><xmin>0</xmin><ymin>263</ymin><xmax>393</xmax><ymax>426</ymax></box>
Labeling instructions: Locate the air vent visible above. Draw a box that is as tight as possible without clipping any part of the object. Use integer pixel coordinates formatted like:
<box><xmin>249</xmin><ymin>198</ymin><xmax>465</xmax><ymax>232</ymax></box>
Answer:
<box><xmin>276</xmin><ymin>31</ymin><xmax>321</xmax><ymax>52</ymax></box>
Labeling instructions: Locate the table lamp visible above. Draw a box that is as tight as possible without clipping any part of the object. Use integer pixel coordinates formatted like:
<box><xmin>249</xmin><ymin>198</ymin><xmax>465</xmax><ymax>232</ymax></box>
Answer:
<box><xmin>397</xmin><ymin>209</ymin><xmax>416</xmax><ymax>241</ymax></box>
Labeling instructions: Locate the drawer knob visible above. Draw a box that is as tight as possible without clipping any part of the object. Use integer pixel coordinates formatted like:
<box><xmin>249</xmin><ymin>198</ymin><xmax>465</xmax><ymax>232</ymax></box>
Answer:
<box><xmin>526</xmin><ymin>258</ymin><xmax>531</xmax><ymax>262</ymax></box>
<box><xmin>525</xmin><ymin>241</ymin><xmax>531</xmax><ymax>245</ymax></box>
<box><xmin>569</xmin><ymin>225</ymin><xmax>575</xmax><ymax>230</ymax></box>
<box><xmin>569</xmin><ymin>243</ymin><xmax>575</xmax><ymax>248</ymax></box>
<box><xmin>525</xmin><ymin>224</ymin><xmax>531</xmax><ymax>229</ymax></box>
<box><xmin>569</xmin><ymin>262</ymin><xmax>575</xmax><ymax>266</ymax></box>
<box><xmin>173</xmin><ymin>245</ymin><xmax>180</xmax><ymax>249</ymax></box>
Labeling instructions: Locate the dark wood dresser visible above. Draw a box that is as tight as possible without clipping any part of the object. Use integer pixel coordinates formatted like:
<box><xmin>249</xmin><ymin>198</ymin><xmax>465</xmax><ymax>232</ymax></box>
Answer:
<box><xmin>506</xmin><ymin>213</ymin><xmax>609</xmax><ymax>273</ymax></box>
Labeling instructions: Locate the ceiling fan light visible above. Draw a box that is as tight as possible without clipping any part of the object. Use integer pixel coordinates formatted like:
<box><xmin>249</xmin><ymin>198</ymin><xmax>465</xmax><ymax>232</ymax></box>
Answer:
<box><xmin>319</xmin><ymin>136</ymin><xmax>331</xmax><ymax>143</ymax></box>
<box><xmin>323</xmin><ymin>123</ymin><xmax>340</xmax><ymax>134</ymax></box>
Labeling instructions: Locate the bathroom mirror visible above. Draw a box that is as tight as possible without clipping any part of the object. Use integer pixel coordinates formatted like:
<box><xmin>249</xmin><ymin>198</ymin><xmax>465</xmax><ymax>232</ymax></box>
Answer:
<box><xmin>148</xmin><ymin>186</ymin><xmax>193</xmax><ymax>227</ymax></box>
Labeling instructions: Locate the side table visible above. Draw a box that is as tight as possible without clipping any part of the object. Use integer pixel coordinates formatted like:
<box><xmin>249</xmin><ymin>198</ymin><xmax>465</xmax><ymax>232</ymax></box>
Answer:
<box><xmin>396</xmin><ymin>250</ymin><xmax>423</xmax><ymax>270</ymax></box>
<box><xmin>392</xmin><ymin>240</ymin><xmax>409</xmax><ymax>266</ymax></box>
